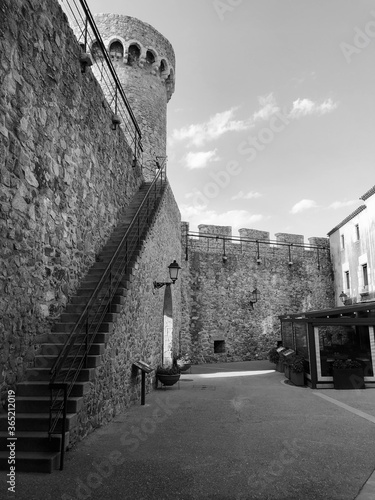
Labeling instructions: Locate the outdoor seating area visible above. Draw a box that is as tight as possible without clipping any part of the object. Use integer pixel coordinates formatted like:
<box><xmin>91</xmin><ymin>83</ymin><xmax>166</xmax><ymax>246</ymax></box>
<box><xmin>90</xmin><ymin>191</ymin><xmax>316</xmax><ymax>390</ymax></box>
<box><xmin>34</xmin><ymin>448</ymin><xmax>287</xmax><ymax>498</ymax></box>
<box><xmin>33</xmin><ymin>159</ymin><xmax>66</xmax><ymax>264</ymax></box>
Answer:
<box><xmin>279</xmin><ymin>301</ymin><xmax>375</xmax><ymax>389</ymax></box>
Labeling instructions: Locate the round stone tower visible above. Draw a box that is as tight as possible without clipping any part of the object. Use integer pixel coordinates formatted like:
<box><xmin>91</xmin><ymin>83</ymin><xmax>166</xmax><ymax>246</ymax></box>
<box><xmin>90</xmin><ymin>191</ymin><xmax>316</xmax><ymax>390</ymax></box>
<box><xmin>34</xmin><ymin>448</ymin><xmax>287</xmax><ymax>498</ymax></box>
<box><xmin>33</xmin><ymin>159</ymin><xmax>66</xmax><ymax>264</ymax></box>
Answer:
<box><xmin>92</xmin><ymin>14</ymin><xmax>175</xmax><ymax>181</ymax></box>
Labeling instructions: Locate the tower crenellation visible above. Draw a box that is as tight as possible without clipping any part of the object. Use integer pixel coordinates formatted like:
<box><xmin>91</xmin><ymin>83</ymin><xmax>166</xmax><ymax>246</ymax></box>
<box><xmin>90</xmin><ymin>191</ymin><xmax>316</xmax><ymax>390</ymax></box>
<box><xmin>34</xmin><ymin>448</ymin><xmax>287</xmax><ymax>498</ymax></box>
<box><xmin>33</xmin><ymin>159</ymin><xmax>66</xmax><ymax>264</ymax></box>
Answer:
<box><xmin>92</xmin><ymin>13</ymin><xmax>175</xmax><ymax>180</ymax></box>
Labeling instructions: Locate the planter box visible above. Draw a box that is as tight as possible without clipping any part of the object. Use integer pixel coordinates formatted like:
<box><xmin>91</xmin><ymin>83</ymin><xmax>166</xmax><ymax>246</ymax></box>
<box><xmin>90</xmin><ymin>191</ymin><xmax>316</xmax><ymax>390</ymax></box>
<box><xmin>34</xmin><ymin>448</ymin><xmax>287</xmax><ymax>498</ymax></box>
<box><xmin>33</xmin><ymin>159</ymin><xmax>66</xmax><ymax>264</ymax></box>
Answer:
<box><xmin>290</xmin><ymin>371</ymin><xmax>305</xmax><ymax>386</ymax></box>
<box><xmin>333</xmin><ymin>368</ymin><xmax>365</xmax><ymax>390</ymax></box>
<box><xmin>276</xmin><ymin>361</ymin><xmax>284</xmax><ymax>373</ymax></box>
<box><xmin>284</xmin><ymin>364</ymin><xmax>291</xmax><ymax>379</ymax></box>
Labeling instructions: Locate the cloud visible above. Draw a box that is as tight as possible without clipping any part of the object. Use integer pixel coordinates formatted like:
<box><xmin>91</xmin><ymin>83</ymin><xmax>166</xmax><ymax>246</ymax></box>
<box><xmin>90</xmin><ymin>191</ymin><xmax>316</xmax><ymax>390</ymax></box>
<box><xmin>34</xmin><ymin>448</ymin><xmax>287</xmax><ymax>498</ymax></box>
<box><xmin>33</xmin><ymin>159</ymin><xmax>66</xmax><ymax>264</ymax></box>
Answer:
<box><xmin>180</xmin><ymin>204</ymin><xmax>264</xmax><ymax>235</ymax></box>
<box><xmin>170</xmin><ymin>107</ymin><xmax>252</xmax><ymax>147</ymax></box>
<box><xmin>252</xmin><ymin>93</ymin><xmax>280</xmax><ymax>122</ymax></box>
<box><xmin>289</xmin><ymin>98</ymin><xmax>338</xmax><ymax>119</ymax></box>
<box><xmin>231</xmin><ymin>190</ymin><xmax>262</xmax><ymax>200</ymax></box>
<box><xmin>290</xmin><ymin>199</ymin><xmax>318</xmax><ymax>214</ymax></box>
<box><xmin>183</xmin><ymin>150</ymin><xmax>220</xmax><ymax>169</ymax></box>
<box><xmin>327</xmin><ymin>199</ymin><xmax>359</xmax><ymax>210</ymax></box>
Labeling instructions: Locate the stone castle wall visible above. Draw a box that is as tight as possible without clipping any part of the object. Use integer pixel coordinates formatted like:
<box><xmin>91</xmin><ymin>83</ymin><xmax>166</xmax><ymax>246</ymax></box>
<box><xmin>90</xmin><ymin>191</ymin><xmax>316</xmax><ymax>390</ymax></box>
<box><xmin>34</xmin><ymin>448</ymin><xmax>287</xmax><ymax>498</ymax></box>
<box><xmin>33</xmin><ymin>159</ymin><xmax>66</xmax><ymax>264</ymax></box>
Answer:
<box><xmin>180</xmin><ymin>223</ymin><xmax>335</xmax><ymax>363</ymax></box>
<box><xmin>0</xmin><ymin>0</ymin><xmax>182</xmax><ymax>409</ymax></box>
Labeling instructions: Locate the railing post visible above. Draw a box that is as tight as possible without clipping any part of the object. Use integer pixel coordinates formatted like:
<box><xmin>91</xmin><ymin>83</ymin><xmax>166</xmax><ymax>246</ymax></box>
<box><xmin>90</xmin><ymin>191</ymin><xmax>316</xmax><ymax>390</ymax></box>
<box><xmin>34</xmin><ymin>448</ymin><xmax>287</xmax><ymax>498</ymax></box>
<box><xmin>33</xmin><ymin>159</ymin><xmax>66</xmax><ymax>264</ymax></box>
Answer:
<box><xmin>85</xmin><ymin>312</ymin><xmax>89</xmax><ymax>369</ymax></box>
<box><xmin>60</xmin><ymin>384</ymin><xmax>68</xmax><ymax>471</ymax></box>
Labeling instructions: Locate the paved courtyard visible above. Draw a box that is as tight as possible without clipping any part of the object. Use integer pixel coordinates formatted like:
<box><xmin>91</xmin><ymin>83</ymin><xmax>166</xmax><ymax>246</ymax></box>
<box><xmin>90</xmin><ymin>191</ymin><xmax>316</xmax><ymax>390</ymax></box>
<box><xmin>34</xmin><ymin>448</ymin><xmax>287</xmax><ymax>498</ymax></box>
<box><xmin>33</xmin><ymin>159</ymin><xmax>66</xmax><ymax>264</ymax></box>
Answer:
<box><xmin>2</xmin><ymin>360</ymin><xmax>375</xmax><ymax>499</ymax></box>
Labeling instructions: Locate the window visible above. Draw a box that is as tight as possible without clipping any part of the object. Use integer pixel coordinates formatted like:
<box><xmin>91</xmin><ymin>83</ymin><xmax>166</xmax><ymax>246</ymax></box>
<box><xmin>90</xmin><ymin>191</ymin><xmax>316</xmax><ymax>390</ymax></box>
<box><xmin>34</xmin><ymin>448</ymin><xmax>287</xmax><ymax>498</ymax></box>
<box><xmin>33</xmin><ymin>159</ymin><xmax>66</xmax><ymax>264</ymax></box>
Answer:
<box><xmin>355</xmin><ymin>224</ymin><xmax>360</xmax><ymax>240</ymax></box>
<box><xmin>345</xmin><ymin>271</ymin><xmax>350</xmax><ymax>290</ymax></box>
<box><xmin>363</xmin><ymin>264</ymin><xmax>368</xmax><ymax>287</ymax></box>
<box><xmin>341</xmin><ymin>235</ymin><xmax>345</xmax><ymax>249</ymax></box>
<box><xmin>214</xmin><ymin>340</ymin><xmax>225</xmax><ymax>353</ymax></box>
<box><xmin>109</xmin><ymin>41</ymin><xmax>124</xmax><ymax>63</ymax></box>
<box><xmin>127</xmin><ymin>44</ymin><xmax>140</xmax><ymax>65</ymax></box>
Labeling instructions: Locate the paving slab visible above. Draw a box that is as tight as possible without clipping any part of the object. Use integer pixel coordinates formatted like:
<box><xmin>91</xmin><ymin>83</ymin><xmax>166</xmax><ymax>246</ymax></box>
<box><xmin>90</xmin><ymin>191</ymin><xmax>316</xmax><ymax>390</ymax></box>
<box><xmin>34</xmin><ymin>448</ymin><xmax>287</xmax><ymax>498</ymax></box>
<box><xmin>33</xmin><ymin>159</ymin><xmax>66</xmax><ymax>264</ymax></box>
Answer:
<box><xmin>2</xmin><ymin>360</ymin><xmax>375</xmax><ymax>499</ymax></box>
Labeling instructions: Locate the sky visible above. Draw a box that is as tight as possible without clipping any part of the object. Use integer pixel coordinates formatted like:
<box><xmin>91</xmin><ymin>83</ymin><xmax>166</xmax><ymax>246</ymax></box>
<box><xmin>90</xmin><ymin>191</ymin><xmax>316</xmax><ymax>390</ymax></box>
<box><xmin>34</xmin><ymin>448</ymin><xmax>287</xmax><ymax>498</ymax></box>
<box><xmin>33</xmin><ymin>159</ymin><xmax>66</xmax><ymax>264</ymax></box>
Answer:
<box><xmin>87</xmin><ymin>0</ymin><xmax>375</xmax><ymax>241</ymax></box>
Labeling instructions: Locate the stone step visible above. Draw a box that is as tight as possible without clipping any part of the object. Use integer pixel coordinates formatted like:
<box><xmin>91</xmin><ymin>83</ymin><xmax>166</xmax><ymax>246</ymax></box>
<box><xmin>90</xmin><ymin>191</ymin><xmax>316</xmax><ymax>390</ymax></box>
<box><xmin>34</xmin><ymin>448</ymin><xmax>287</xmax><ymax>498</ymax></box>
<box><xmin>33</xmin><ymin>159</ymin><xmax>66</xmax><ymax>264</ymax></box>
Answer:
<box><xmin>26</xmin><ymin>367</ymin><xmax>96</xmax><ymax>382</ymax></box>
<box><xmin>35</xmin><ymin>354</ymin><xmax>101</xmax><ymax>369</ymax></box>
<box><xmin>39</xmin><ymin>342</ymin><xmax>105</xmax><ymax>356</ymax></box>
<box><xmin>16</xmin><ymin>381</ymin><xmax>90</xmax><ymax>397</ymax></box>
<box><xmin>46</xmin><ymin>331</ymin><xmax>110</xmax><ymax>344</ymax></box>
<box><xmin>0</xmin><ymin>412</ymin><xmax>77</xmax><ymax>432</ymax></box>
<box><xmin>65</xmin><ymin>303</ymin><xmax>121</xmax><ymax>314</ymax></box>
<box><xmin>0</xmin><ymin>430</ymin><xmax>68</xmax><ymax>452</ymax></box>
<box><xmin>58</xmin><ymin>312</ymin><xmax>117</xmax><ymax>324</ymax></box>
<box><xmin>14</xmin><ymin>396</ymin><xmax>83</xmax><ymax>413</ymax></box>
<box><xmin>52</xmin><ymin>321</ymin><xmax>113</xmax><ymax>333</ymax></box>
<box><xmin>0</xmin><ymin>450</ymin><xmax>60</xmax><ymax>473</ymax></box>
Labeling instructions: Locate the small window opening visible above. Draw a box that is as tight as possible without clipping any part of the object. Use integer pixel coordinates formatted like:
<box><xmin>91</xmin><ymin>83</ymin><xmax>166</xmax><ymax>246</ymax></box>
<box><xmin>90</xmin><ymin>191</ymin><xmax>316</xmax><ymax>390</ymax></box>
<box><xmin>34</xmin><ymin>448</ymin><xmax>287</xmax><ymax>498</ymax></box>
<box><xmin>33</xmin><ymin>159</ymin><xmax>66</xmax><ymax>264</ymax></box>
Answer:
<box><xmin>127</xmin><ymin>44</ymin><xmax>140</xmax><ymax>65</ymax></box>
<box><xmin>363</xmin><ymin>264</ymin><xmax>368</xmax><ymax>287</ymax></box>
<box><xmin>341</xmin><ymin>235</ymin><xmax>345</xmax><ymax>249</ymax></box>
<box><xmin>146</xmin><ymin>50</ymin><xmax>155</xmax><ymax>65</ymax></box>
<box><xmin>345</xmin><ymin>270</ymin><xmax>350</xmax><ymax>290</ymax></box>
<box><xmin>214</xmin><ymin>340</ymin><xmax>226</xmax><ymax>354</ymax></box>
<box><xmin>109</xmin><ymin>41</ymin><xmax>124</xmax><ymax>63</ymax></box>
<box><xmin>355</xmin><ymin>224</ymin><xmax>360</xmax><ymax>240</ymax></box>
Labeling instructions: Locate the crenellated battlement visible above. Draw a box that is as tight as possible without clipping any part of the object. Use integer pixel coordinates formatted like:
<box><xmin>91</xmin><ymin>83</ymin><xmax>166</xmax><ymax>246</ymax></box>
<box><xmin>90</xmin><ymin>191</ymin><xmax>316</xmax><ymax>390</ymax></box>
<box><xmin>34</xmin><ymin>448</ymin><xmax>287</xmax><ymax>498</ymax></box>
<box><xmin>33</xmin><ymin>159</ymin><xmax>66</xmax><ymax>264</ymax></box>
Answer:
<box><xmin>181</xmin><ymin>221</ymin><xmax>330</xmax><ymax>268</ymax></box>
<box><xmin>92</xmin><ymin>14</ymin><xmax>175</xmax><ymax>100</ymax></box>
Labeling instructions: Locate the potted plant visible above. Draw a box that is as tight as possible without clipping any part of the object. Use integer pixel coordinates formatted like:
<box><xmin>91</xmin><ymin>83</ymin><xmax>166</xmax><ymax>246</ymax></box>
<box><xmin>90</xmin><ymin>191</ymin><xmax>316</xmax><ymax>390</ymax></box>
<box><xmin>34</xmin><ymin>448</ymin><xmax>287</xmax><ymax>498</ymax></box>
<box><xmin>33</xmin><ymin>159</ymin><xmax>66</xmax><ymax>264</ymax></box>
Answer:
<box><xmin>332</xmin><ymin>359</ymin><xmax>365</xmax><ymax>390</ymax></box>
<box><xmin>268</xmin><ymin>347</ymin><xmax>284</xmax><ymax>373</ymax></box>
<box><xmin>176</xmin><ymin>353</ymin><xmax>192</xmax><ymax>372</ymax></box>
<box><xmin>289</xmin><ymin>355</ymin><xmax>305</xmax><ymax>386</ymax></box>
<box><xmin>156</xmin><ymin>364</ymin><xmax>181</xmax><ymax>387</ymax></box>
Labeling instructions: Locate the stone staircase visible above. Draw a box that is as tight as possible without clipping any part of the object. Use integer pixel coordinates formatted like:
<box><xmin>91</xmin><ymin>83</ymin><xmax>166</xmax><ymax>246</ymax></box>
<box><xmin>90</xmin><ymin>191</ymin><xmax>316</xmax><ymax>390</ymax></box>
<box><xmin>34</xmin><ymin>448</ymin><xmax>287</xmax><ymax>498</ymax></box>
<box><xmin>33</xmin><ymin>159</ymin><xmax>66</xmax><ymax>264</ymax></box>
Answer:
<box><xmin>0</xmin><ymin>179</ymin><xmax>166</xmax><ymax>473</ymax></box>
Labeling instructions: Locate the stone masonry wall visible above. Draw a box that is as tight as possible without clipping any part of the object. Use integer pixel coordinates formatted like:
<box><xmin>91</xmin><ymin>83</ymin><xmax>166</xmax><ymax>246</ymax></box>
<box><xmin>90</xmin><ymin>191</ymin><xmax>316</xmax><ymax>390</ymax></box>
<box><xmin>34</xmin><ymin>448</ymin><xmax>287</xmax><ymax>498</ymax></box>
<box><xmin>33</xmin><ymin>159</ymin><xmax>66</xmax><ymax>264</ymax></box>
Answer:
<box><xmin>77</xmin><ymin>184</ymin><xmax>182</xmax><ymax>439</ymax></box>
<box><xmin>0</xmin><ymin>0</ymin><xmax>144</xmax><ymax>401</ymax></box>
<box><xmin>181</xmin><ymin>223</ymin><xmax>335</xmax><ymax>363</ymax></box>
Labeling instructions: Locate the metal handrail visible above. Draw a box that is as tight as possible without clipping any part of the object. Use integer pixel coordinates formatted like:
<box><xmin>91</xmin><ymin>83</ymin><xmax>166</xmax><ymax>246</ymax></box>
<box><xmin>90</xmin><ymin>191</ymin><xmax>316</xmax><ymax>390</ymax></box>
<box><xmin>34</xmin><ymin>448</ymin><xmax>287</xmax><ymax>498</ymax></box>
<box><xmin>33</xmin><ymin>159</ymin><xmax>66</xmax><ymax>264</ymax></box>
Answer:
<box><xmin>58</xmin><ymin>0</ymin><xmax>143</xmax><ymax>163</ymax></box>
<box><xmin>49</xmin><ymin>165</ymin><xmax>167</xmax><ymax>467</ymax></box>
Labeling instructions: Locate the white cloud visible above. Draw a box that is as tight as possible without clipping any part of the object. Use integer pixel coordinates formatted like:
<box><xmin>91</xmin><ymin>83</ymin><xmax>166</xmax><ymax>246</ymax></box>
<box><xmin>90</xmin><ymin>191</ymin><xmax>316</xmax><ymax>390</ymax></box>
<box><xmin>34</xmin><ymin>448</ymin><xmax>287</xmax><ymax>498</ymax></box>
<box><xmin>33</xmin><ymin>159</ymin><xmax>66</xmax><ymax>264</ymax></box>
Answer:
<box><xmin>231</xmin><ymin>190</ymin><xmax>262</xmax><ymax>200</ymax></box>
<box><xmin>180</xmin><ymin>204</ymin><xmax>264</xmax><ymax>235</ymax></box>
<box><xmin>290</xmin><ymin>199</ymin><xmax>318</xmax><ymax>214</ymax></box>
<box><xmin>170</xmin><ymin>107</ymin><xmax>252</xmax><ymax>147</ymax></box>
<box><xmin>183</xmin><ymin>150</ymin><xmax>219</xmax><ymax>169</ymax></box>
<box><xmin>327</xmin><ymin>199</ymin><xmax>359</xmax><ymax>210</ymax></box>
<box><xmin>289</xmin><ymin>98</ymin><xmax>338</xmax><ymax>119</ymax></box>
<box><xmin>252</xmin><ymin>93</ymin><xmax>280</xmax><ymax>122</ymax></box>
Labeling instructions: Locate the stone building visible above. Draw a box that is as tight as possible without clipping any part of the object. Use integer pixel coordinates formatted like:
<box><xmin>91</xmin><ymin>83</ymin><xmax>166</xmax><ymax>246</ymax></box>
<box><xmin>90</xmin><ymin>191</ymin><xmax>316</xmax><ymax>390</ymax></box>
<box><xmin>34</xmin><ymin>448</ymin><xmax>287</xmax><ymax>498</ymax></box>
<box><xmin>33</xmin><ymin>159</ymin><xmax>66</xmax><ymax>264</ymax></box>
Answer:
<box><xmin>328</xmin><ymin>185</ymin><xmax>375</xmax><ymax>306</ymax></box>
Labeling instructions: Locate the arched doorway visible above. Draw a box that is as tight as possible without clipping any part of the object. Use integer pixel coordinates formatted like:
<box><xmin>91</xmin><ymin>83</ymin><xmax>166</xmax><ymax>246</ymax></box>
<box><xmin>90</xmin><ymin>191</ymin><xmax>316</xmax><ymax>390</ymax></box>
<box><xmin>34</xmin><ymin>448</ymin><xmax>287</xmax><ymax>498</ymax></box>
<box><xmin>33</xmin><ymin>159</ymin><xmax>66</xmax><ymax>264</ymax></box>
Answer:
<box><xmin>162</xmin><ymin>284</ymin><xmax>173</xmax><ymax>366</ymax></box>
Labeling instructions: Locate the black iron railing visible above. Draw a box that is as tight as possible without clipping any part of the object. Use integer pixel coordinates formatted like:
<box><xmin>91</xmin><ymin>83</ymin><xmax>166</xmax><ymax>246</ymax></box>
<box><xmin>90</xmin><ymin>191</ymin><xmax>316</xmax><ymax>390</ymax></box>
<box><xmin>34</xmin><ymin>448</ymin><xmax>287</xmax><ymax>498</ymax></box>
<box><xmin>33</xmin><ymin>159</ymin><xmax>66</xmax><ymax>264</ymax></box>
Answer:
<box><xmin>49</xmin><ymin>165</ymin><xmax>167</xmax><ymax>469</ymax></box>
<box><xmin>184</xmin><ymin>231</ymin><xmax>330</xmax><ymax>265</ymax></box>
<box><xmin>58</xmin><ymin>0</ymin><xmax>143</xmax><ymax>165</ymax></box>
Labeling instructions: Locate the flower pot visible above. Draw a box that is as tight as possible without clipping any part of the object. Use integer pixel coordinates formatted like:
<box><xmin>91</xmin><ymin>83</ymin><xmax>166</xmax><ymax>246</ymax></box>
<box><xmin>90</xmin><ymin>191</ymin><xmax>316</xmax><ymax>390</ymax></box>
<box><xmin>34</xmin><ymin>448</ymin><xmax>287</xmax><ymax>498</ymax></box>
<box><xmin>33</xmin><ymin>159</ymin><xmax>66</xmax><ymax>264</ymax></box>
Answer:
<box><xmin>178</xmin><ymin>363</ymin><xmax>191</xmax><ymax>372</ymax></box>
<box><xmin>156</xmin><ymin>373</ymin><xmax>180</xmax><ymax>387</ymax></box>
<box><xmin>290</xmin><ymin>371</ymin><xmax>305</xmax><ymax>386</ymax></box>
<box><xmin>333</xmin><ymin>368</ymin><xmax>365</xmax><ymax>390</ymax></box>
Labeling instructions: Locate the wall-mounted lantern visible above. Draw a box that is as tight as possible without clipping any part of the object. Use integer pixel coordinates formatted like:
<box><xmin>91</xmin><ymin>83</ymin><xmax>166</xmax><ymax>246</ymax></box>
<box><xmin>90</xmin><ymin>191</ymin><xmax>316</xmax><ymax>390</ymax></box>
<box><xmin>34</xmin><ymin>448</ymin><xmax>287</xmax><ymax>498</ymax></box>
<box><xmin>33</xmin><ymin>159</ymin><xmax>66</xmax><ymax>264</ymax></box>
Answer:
<box><xmin>154</xmin><ymin>260</ymin><xmax>181</xmax><ymax>290</ymax></box>
<box><xmin>111</xmin><ymin>114</ymin><xmax>121</xmax><ymax>130</ymax></box>
<box><xmin>79</xmin><ymin>52</ymin><xmax>93</xmax><ymax>73</ymax></box>
<box><xmin>249</xmin><ymin>288</ymin><xmax>260</xmax><ymax>309</ymax></box>
<box><xmin>339</xmin><ymin>291</ymin><xmax>348</xmax><ymax>305</ymax></box>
